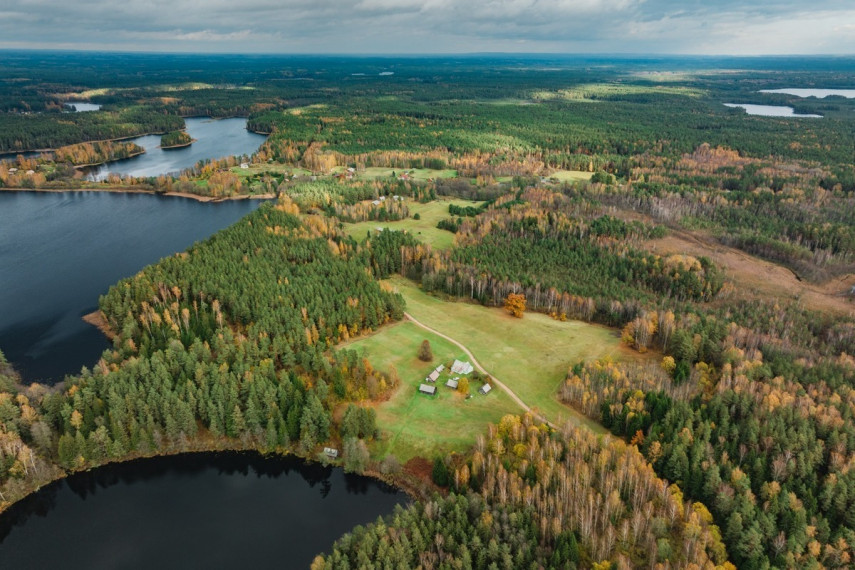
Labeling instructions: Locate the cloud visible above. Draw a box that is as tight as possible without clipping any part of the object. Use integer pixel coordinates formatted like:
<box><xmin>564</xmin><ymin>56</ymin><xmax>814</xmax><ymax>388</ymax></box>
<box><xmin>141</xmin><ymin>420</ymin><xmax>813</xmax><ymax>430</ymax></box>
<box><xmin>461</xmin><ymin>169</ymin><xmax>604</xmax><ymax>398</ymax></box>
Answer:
<box><xmin>0</xmin><ymin>0</ymin><xmax>854</xmax><ymax>54</ymax></box>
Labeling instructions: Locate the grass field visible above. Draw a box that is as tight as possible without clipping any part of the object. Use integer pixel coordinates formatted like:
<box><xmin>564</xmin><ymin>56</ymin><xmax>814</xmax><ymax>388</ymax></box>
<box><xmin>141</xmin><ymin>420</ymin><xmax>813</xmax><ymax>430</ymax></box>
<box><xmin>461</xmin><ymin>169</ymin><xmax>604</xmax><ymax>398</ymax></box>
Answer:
<box><xmin>550</xmin><ymin>170</ymin><xmax>593</xmax><ymax>182</ymax></box>
<box><xmin>343</xmin><ymin>167</ymin><xmax>458</xmax><ymax>181</ymax></box>
<box><xmin>386</xmin><ymin>276</ymin><xmax>631</xmax><ymax>433</ymax></box>
<box><xmin>343</xmin><ymin>198</ymin><xmax>481</xmax><ymax>250</ymax></box>
<box><xmin>342</xmin><ymin>321</ymin><xmax>519</xmax><ymax>461</ymax></box>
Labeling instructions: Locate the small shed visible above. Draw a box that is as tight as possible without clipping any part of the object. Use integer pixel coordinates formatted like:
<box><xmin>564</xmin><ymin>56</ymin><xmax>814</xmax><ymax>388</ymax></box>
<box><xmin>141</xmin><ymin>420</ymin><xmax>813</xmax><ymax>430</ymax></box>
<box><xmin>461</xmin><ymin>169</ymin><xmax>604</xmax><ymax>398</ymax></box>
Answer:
<box><xmin>323</xmin><ymin>447</ymin><xmax>339</xmax><ymax>459</ymax></box>
<box><xmin>479</xmin><ymin>383</ymin><xmax>492</xmax><ymax>395</ymax></box>
<box><xmin>419</xmin><ymin>383</ymin><xmax>437</xmax><ymax>396</ymax></box>
<box><xmin>435</xmin><ymin>364</ymin><xmax>445</xmax><ymax>372</ymax></box>
<box><xmin>240</xmin><ymin>162</ymin><xmax>249</xmax><ymax>169</ymax></box>
<box><xmin>446</xmin><ymin>378</ymin><xmax>459</xmax><ymax>389</ymax></box>
<box><xmin>427</xmin><ymin>370</ymin><xmax>440</xmax><ymax>383</ymax></box>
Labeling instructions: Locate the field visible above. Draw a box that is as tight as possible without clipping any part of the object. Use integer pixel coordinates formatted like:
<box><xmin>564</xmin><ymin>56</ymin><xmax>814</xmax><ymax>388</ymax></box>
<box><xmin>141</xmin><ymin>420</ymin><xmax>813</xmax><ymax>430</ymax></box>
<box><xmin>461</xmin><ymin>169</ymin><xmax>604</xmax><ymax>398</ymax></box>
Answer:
<box><xmin>342</xmin><ymin>321</ymin><xmax>519</xmax><ymax>461</ymax></box>
<box><xmin>639</xmin><ymin>223</ymin><xmax>855</xmax><ymax>316</ymax></box>
<box><xmin>342</xmin><ymin>198</ymin><xmax>482</xmax><ymax>249</ymax></box>
<box><xmin>385</xmin><ymin>276</ymin><xmax>632</xmax><ymax>432</ymax></box>
<box><xmin>331</xmin><ymin>167</ymin><xmax>459</xmax><ymax>181</ymax></box>
<box><xmin>549</xmin><ymin>169</ymin><xmax>593</xmax><ymax>182</ymax></box>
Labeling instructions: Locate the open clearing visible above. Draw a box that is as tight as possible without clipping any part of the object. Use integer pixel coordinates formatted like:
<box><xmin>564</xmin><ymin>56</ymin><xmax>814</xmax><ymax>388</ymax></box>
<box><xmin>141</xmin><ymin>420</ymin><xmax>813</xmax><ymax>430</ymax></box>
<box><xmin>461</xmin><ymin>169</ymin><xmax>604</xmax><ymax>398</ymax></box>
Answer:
<box><xmin>335</xmin><ymin>167</ymin><xmax>458</xmax><ymax>181</ymax></box>
<box><xmin>644</xmin><ymin>227</ymin><xmax>855</xmax><ymax>316</ymax></box>
<box><xmin>342</xmin><ymin>321</ymin><xmax>518</xmax><ymax>461</ymax></box>
<box><xmin>342</xmin><ymin>198</ymin><xmax>482</xmax><ymax>250</ymax></box>
<box><xmin>549</xmin><ymin>170</ymin><xmax>593</xmax><ymax>182</ymax></box>
<box><xmin>385</xmin><ymin>276</ymin><xmax>631</xmax><ymax>432</ymax></box>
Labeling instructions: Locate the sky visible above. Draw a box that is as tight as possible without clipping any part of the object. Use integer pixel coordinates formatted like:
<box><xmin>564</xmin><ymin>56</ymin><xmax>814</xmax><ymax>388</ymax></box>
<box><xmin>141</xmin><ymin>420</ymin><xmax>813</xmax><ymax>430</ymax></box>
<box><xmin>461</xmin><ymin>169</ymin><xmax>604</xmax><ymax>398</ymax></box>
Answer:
<box><xmin>1</xmin><ymin>0</ymin><xmax>854</xmax><ymax>55</ymax></box>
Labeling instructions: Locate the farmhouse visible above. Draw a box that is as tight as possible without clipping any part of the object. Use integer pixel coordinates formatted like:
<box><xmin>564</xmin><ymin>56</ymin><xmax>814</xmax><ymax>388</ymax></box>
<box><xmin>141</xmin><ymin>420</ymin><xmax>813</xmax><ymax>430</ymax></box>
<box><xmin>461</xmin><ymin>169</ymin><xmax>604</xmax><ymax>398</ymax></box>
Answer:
<box><xmin>446</xmin><ymin>378</ymin><xmax>459</xmax><ymax>389</ymax></box>
<box><xmin>323</xmin><ymin>447</ymin><xmax>339</xmax><ymax>459</ymax></box>
<box><xmin>479</xmin><ymin>383</ymin><xmax>492</xmax><ymax>395</ymax></box>
<box><xmin>426</xmin><ymin>370</ymin><xmax>440</xmax><ymax>383</ymax></box>
<box><xmin>240</xmin><ymin>162</ymin><xmax>249</xmax><ymax>169</ymax></box>
<box><xmin>451</xmin><ymin>359</ymin><xmax>474</xmax><ymax>375</ymax></box>
<box><xmin>419</xmin><ymin>383</ymin><xmax>437</xmax><ymax>396</ymax></box>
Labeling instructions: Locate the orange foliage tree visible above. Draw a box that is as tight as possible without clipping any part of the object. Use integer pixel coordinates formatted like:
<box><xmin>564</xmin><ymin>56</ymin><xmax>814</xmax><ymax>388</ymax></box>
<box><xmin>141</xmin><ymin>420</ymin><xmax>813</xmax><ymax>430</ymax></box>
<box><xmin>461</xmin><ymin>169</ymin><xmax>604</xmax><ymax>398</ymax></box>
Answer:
<box><xmin>504</xmin><ymin>293</ymin><xmax>526</xmax><ymax>318</ymax></box>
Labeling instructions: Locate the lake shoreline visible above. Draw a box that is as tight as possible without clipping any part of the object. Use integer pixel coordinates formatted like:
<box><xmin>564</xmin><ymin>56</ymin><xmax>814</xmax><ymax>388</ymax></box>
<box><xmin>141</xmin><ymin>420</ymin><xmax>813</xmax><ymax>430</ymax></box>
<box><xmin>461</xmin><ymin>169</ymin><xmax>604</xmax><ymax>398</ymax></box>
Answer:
<box><xmin>71</xmin><ymin>149</ymin><xmax>147</xmax><ymax>169</ymax></box>
<box><xmin>1</xmin><ymin>186</ymin><xmax>276</xmax><ymax>203</ymax></box>
<box><xmin>160</xmin><ymin>138</ymin><xmax>197</xmax><ymax>150</ymax></box>
<box><xmin>0</xmin><ymin>438</ymin><xmax>426</xmax><ymax>519</ymax></box>
<box><xmin>0</xmin><ymin>115</ymin><xmax>262</xmax><ymax>157</ymax></box>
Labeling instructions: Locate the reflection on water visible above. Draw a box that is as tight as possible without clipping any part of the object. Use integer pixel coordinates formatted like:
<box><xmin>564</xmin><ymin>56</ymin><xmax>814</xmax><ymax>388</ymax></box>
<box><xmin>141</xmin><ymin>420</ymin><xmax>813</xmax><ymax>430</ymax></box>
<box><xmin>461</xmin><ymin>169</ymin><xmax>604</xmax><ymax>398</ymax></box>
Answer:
<box><xmin>0</xmin><ymin>452</ymin><xmax>406</xmax><ymax>569</ymax></box>
<box><xmin>0</xmin><ymin>191</ymin><xmax>262</xmax><ymax>383</ymax></box>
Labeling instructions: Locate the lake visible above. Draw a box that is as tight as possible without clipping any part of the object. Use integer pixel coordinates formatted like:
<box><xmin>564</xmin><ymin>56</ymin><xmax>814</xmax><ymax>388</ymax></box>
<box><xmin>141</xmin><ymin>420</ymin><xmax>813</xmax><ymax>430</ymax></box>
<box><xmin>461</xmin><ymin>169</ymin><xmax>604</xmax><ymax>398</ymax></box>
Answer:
<box><xmin>759</xmin><ymin>88</ymin><xmax>855</xmax><ymax>98</ymax></box>
<box><xmin>723</xmin><ymin>103</ymin><xmax>822</xmax><ymax>118</ymax></box>
<box><xmin>0</xmin><ymin>191</ymin><xmax>263</xmax><ymax>384</ymax></box>
<box><xmin>87</xmin><ymin>117</ymin><xmax>268</xmax><ymax>180</ymax></box>
<box><xmin>0</xmin><ymin>452</ymin><xmax>406</xmax><ymax>569</ymax></box>
<box><xmin>65</xmin><ymin>103</ymin><xmax>102</xmax><ymax>112</ymax></box>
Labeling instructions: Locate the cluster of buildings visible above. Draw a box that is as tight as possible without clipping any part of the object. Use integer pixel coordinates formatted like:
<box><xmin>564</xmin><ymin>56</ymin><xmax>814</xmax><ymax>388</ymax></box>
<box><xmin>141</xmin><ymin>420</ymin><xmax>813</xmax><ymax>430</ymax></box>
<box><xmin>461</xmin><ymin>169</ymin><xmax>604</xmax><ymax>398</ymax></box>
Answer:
<box><xmin>418</xmin><ymin>360</ymin><xmax>491</xmax><ymax>397</ymax></box>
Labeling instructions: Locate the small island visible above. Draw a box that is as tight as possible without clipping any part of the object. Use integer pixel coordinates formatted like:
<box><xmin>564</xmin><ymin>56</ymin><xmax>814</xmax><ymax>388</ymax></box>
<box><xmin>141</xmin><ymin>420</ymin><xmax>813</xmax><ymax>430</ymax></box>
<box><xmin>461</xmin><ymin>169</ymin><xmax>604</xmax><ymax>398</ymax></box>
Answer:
<box><xmin>160</xmin><ymin>130</ymin><xmax>194</xmax><ymax>149</ymax></box>
<box><xmin>53</xmin><ymin>141</ymin><xmax>145</xmax><ymax>167</ymax></box>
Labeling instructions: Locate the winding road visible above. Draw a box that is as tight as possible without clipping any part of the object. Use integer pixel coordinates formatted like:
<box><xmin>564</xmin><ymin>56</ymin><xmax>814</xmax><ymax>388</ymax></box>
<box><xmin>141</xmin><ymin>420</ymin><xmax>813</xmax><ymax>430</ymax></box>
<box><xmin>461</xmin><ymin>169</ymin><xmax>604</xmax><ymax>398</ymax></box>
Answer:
<box><xmin>404</xmin><ymin>312</ymin><xmax>557</xmax><ymax>429</ymax></box>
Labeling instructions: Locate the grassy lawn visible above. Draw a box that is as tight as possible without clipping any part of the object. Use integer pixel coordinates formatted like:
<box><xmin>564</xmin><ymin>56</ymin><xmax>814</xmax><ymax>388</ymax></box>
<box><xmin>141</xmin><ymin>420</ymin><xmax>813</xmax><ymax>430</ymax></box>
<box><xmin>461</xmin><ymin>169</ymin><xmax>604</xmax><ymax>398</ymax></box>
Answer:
<box><xmin>342</xmin><ymin>321</ymin><xmax>518</xmax><ymax>461</ymax></box>
<box><xmin>549</xmin><ymin>170</ymin><xmax>593</xmax><ymax>182</ymax></box>
<box><xmin>347</xmin><ymin>167</ymin><xmax>458</xmax><ymax>180</ymax></box>
<box><xmin>386</xmin><ymin>276</ymin><xmax>632</xmax><ymax>433</ymax></box>
<box><xmin>343</xmin><ymin>198</ymin><xmax>481</xmax><ymax>250</ymax></box>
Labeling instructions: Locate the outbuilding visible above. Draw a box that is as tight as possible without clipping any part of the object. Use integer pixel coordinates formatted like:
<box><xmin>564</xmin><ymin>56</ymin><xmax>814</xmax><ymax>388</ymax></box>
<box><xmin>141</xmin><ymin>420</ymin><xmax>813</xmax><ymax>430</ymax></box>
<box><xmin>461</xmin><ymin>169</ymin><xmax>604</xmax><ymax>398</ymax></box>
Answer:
<box><xmin>479</xmin><ymin>383</ymin><xmax>492</xmax><ymax>395</ymax></box>
<box><xmin>323</xmin><ymin>447</ymin><xmax>339</xmax><ymax>459</ymax></box>
<box><xmin>446</xmin><ymin>378</ymin><xmax>459</xmax><ymax>389</ymax></box>
<box><xmin>419</xmin><ymin>383</ymin><xmax>437</xmax><ymax>396</ymax></box>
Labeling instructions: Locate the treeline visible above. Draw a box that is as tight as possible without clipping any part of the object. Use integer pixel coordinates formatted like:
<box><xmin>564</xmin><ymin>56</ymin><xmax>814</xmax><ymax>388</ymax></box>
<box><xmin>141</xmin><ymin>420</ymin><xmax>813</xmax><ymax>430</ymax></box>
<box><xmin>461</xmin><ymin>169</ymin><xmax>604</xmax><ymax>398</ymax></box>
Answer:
<box><xmin>611</xmin><ymin>144</ymin><xmax>855</xmax><ymax>281</ymax></box>
<box><xmin>0</xmin><ymin>107</ymin><xmax>184</xmax><ymax>152</ymax></box>
<box><xmin>397</xmin><ymin>190</ymin><xmax>720</xmax><ymax>327</ymax></box>
<box><xmin>318</xmin><ymin>414</ymin><xmax>733</xmax><ymax>568</ymax></box>
<box><xmin>52</xmin><ymin>141</ymin><xmax>144</xmax><ymax>166</ymax></box>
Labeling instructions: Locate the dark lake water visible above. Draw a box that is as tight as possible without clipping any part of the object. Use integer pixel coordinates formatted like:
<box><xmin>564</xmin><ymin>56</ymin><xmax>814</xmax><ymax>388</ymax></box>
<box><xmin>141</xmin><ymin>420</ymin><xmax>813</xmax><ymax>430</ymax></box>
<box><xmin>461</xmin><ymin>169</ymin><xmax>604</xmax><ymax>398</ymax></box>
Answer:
<box><xmin>0</xmin><ymin>452</ymin><xmax>406</xmax><ymax>569</ymax></box>
<box><xmin>0</xmin><ymin>191</ymin><xmax>263</xmax><ymax>383</ymax></box>
<box><xmin>87</xmin><ymin>117</ymin><xmax>267</xmax><ymax>180</ymax></box>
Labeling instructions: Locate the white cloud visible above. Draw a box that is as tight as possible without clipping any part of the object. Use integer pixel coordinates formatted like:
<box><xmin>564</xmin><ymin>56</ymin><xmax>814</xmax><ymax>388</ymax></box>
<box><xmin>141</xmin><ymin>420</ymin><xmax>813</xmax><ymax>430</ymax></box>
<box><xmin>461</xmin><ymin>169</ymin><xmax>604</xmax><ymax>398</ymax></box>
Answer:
<box><xmin>0</xmin><ymin>0</ymin><xmax>854</xmax><ymax>53</ymax></box>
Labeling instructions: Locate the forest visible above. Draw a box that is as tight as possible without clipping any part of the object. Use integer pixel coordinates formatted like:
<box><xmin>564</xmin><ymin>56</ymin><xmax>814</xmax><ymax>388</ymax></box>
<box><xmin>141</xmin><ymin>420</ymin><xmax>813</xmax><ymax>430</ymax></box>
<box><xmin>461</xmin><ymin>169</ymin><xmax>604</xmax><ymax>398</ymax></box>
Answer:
<box><xmin>2</xmin><ymin>52</ymin><xmax>855</xmax><ymax>569</ymax></box>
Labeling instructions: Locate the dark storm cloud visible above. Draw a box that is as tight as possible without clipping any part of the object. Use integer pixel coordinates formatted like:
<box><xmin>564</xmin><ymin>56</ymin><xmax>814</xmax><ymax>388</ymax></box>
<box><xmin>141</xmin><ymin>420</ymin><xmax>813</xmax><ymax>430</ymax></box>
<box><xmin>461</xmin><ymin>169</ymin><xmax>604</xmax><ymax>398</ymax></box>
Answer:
<box><xmin>1</xmin><ymin>0</ymin><xmax>853</xmax><ymax>53</ymax></box>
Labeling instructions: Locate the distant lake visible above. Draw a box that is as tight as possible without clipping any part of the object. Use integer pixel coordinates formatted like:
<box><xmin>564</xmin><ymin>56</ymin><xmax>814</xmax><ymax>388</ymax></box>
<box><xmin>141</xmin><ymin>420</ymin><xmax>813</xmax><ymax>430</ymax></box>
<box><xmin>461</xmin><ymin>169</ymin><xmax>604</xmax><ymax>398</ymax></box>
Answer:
<box><xmin>0</xmin><ymin>452</ymin><xmax>406</xmax><ymax>569</ymax></box>
<box><xmin>65</xmin><ymin>103</ymin><xmax>102</xmax><ymax>112</ymax></box>
<box><xmin>724</xmin><ymin>103</ymin><xmax>822</xmax><ymax>118</ymax></box>
<box><xmin>0</xmin><ymin>191</ymin><xmax>262</xmax><ymax>384</ymax></box>
<box><xmin>760</xmin><ymin>88</ymin><xmax>855</xmax><ymax>99</ymax></box>
<box><xmin>87</xmin><ymin>117</ymin><xmax>267</xmax><ymax>180</ymax></box>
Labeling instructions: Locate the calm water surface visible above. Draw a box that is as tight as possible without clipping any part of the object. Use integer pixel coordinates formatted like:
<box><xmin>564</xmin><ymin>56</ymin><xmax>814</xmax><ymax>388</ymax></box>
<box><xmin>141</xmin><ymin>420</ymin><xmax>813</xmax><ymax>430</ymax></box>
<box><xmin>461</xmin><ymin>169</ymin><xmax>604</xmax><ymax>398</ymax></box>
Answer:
<box><xmin>759</xmin><ymin>88</ymin><xmax>855</xmax><ymax>98</ymax></box>
<box><xmin>0</xmin><ymin>452</ymin><xmax>406</xmax><ymax>569</ymax></box>
<box><xmin>0</xmin><ymin>191</ymin><xmax>262</xmax><ymax>383</ymax></box>
<box><xmin>723</xmin><ymin>103</ymin><xmax>822</xmax><ymax>118</ymax></box>
<box><xmin>64</xmin><ymin>103</ymin><xmax>102</xmax><ymax>112</ymax></box>
<box><xmin>88</xmin><ymin>117</ymin><xmax>267</xmax><ymax>180</ymax></box>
